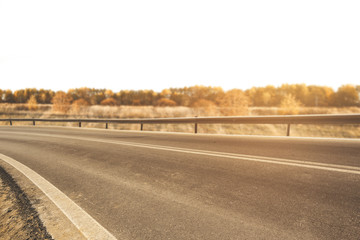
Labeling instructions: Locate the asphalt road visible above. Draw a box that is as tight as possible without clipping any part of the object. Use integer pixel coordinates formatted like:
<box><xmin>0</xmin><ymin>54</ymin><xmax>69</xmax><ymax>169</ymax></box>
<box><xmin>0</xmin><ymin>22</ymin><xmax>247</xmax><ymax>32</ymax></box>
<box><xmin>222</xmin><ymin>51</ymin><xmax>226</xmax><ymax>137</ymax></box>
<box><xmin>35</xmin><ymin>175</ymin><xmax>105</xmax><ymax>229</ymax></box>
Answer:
<box><xmin>0</xmin><ymin>126</ymin><xmax>359</xmax><ymax>239</ymax></box>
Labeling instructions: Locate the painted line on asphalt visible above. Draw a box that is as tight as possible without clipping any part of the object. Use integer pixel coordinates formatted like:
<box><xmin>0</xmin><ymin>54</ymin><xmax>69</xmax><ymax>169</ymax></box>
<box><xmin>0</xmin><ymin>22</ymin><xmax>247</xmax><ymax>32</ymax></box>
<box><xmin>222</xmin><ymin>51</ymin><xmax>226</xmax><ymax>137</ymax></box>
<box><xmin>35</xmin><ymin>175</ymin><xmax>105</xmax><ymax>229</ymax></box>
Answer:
<box><xmin>0</xmin><ymin>153</ymin><xmax>118</xmax><ymax>240</ymax></box>
<box><xmin>6</xmin><ymin>131</ymin><xmax>360</xmax><ymax>175</ymax></box>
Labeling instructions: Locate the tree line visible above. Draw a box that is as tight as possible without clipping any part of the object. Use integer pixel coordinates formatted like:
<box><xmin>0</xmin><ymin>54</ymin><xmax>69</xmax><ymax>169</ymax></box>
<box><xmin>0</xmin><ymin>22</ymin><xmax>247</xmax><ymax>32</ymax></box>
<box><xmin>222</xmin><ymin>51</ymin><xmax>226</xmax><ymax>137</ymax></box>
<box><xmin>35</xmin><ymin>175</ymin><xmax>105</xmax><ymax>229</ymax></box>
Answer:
<box><xmin>0</xmin><ymin>84</ymin><xmax>359</xmax><ymax>108</ymax></box>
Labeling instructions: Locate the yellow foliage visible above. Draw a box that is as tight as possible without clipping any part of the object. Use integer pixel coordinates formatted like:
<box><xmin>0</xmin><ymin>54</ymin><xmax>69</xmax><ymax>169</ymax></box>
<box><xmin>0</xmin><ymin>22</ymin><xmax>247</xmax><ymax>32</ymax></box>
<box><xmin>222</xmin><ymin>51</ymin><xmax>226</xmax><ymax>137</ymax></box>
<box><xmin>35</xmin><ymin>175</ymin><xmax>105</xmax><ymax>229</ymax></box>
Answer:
<box><xmin>52</xmin><ymin>91</ymin><xmax>72</xmax><ymax>113</ymax></box>
<box><xmin>100</xmin><ymin>98</ymin><xmax>117</xmax><ymax>106</ymax></box>
<box><xmin>219</xmin><ymin>89</ymin><xmax>248</xmax><ymax>116</ymax></box>
<box><xmin>278</xmin><ymin>94</ymin><xmax>302</xmax><ymax>115</ymax></box>
<box><xmin>71</xmin><ymin>98</ymin><xmax>89</xmax><ymax>112</ymax></box>
<box><xmin>27</xmin><ymin>95</ymin><xmax>38</xmax><ymax>111</ymax></box>
<box><xmin>156</xmin><ymin>98</ymin><xmax>177</xmax><ymax>106</ymax></box>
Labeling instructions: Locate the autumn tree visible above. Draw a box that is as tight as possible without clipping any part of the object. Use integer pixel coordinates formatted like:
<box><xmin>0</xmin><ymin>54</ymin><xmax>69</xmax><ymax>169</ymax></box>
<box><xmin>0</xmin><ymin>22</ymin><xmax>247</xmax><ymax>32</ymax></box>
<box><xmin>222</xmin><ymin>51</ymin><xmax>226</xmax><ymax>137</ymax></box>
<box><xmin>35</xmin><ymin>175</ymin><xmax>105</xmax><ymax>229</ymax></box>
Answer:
<box><xmin>219</xmin><ymin>89</ymin><xmax>248</xmax><ymax>116</ymax></box>
<box><xmin>100</xmin><ymin>98</ymin><xmax>117</xmax><ymax>106</ymax></box>
<box><xmin>334</xmin><ymin>85</ymin><xmax>359</xmax><ymax>106</ymax></box>
<box><xmin>2</xmin><ymin>84</ymin><xmax>359</xmax><ymax>108</ymax></box>
<box><xmin>27</xmin><ymin>95</ymin><xmax>38</xmax><ymax>111</ymax></box>
<box><xmin>38</xmin><ymin>89</ymin><xmax>55</xmax><ymax>104</ymax></box>
<box><xmin>12</xmin><ymin>88</ymin><xmax>37</xmax><ymax>103</ymax></box>
<box><xmin>305</xmin><ymin>86</ymin><xmax>334</xmax><ymax>107</ymax></box>
<box><xmin>192</xmin><ymin>99</ymin><xmax>217</xmax><ymax>116</ymax></box>
<box><xmin>164</xmin><ymin>88</ymin><xmax>191</xmax><ymax>106</ymax></box>
<box><xmin>246</xmin><ymin>86</ymin><xmax>279</xmax><ymax>106</ymax></box>
<box><xmin>187</xmin><ymin>86</ymin><xmax>224</xmax><ymax>106</ymax></box>
<box><xmin>156</xmin><ymin>98</ymin><xmax>177</xmax><ymax>106</ymax></box>
<box><xmin>278</xmin><ymin>94</ymin><xmax>302</xmax><ymax>115</ymax></box>
<box><xmin>115</xmin><ymin>90</ymin><xmax>131</xmax><ymax>105</ymax></box>
<box><xmin>71</xmin><ymin>98</ymin><xmax>90</xmax><ymax>113</ymax></box>
<box><xmin>68</xmin><ymin>88</ymin><xmax>92</xmax><ymax>103</ymax></box>
<box><xmin>52</xmin><ymin>91</ymin><xmax>73</xmax><ymax>113</ymax></box>
<box><xmin>14</xmin><ymin>89</ymin><xmax>26</xmax><ymax>103</ymax></box>
<box><xmin>4</xmin><ymin>90</ymin><xmax>14</xmax><ymax>103</ymax></box>
<box><xmin>115</xmin><ymin>90</ymin><xmax>158</xmax><ymax>105</ymax></box>
<box><xmin>105</xmin><ymin>90</ymin><xmax>114</xmax><ymax>99</ymax></box>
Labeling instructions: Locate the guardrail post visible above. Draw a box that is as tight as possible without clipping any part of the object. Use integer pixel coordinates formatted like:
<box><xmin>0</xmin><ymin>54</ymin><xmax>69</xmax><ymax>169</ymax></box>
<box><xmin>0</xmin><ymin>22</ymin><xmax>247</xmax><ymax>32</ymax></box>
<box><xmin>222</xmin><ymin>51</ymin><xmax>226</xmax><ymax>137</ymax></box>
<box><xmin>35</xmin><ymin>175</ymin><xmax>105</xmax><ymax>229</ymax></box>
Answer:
<box><xmin>286</xmin><ymin>124</ymin><xmax>291</xmax><ymax>136</ymax></box>
<box><xmin>105</xmin><ymin>123</ymin><xmax>108</xmax><ymax>129</ymax></box>
<box><xmin>10</xmin><ymin>120</ymin><xmax>12</xmax><ymax>126</ymax></box>
<box><xmin>141</xmin><ymin>123</ymin><xmax>143</xmax><ymax>131</ymax></box>
<box><xmin>79</xmin><ymin>122</ymin><xmax>81</xmax><ymax>128</ymax></box>
<box><xmin>194</xmin><ymin>116</ymin><xmax>198</xmax><ymax>134</ymax></box>
<box><xmin>33</xmin><ymin>120</ymin><xmax>35</xmax><ymax>126</ymax></box>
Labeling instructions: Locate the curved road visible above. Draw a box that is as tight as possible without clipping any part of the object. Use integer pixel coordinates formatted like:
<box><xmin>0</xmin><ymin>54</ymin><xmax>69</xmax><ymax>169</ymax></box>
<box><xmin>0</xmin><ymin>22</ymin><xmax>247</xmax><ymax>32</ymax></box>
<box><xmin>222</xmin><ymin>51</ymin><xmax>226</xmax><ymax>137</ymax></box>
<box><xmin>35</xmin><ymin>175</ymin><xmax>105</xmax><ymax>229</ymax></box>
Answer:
<box><xmin>0</xmin><ymin>126</ymin><xmax>359</xmax><ymax>239</ymax></box>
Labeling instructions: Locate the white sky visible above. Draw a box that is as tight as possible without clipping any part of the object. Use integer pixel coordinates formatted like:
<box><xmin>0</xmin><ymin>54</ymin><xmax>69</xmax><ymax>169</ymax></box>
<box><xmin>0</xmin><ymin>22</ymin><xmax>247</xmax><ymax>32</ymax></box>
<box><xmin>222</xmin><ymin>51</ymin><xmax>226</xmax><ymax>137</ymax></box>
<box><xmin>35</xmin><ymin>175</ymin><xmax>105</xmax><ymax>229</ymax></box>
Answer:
<box><xmin>0</xmin><ymin>0</ymin><xmax>359</xmax><ymax>92</ymax></box>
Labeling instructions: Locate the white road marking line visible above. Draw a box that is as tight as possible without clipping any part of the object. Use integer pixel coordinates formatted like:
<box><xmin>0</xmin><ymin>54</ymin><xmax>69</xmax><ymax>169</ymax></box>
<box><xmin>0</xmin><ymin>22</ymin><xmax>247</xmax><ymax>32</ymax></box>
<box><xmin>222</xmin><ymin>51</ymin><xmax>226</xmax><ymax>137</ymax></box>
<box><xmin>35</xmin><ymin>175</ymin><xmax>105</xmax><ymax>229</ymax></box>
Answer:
<box><xmin>0</xmin><ymin>153</ymin><xmax>118</xmax><ymax>240</ymax></box>
<box><xmin>5</xmin><ymin>131</ymin><xmax>360</xmax><ymax>175</ymax></box>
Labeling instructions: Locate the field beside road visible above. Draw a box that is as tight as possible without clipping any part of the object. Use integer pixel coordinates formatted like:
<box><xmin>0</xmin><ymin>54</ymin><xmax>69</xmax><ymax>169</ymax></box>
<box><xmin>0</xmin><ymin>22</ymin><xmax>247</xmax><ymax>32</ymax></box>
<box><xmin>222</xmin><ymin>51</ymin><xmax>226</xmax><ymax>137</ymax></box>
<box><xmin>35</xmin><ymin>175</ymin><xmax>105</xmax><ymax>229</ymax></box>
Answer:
<box><xmin>1</xmin><ymin>104</ymin><xmax>360</xmax><ymax>138</ymax></box>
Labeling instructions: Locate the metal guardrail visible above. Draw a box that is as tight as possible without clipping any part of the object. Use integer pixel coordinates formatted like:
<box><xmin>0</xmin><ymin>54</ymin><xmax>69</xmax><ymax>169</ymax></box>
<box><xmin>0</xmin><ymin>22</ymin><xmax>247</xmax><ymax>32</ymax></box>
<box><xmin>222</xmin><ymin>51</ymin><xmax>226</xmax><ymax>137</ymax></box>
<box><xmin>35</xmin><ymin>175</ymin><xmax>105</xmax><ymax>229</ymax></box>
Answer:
<box><xmin>1</xmin><ymin>114</ymin><xmax>360</xmax><ymax>136</ymax></box>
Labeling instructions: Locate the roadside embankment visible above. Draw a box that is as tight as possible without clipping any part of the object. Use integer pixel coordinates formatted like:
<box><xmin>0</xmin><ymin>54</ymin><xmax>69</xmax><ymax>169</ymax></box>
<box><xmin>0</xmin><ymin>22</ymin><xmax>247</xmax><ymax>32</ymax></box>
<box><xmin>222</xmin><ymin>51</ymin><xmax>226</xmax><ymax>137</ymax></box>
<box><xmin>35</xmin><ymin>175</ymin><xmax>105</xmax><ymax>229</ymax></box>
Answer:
<box><xmin>0</xmin><ymin>166</ymin><xmax>53</xmax><ymax>240</ymax></box>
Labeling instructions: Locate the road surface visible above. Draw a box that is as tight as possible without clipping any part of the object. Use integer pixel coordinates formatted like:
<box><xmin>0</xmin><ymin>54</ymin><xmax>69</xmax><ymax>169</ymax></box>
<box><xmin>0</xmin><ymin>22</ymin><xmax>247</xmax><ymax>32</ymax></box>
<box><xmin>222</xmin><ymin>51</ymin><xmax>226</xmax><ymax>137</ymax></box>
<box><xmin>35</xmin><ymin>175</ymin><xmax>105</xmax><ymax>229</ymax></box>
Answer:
<box><xmin>0</xmin><ymin>126</ymin><xmax>359</xmax><ymax>239</ymax></box>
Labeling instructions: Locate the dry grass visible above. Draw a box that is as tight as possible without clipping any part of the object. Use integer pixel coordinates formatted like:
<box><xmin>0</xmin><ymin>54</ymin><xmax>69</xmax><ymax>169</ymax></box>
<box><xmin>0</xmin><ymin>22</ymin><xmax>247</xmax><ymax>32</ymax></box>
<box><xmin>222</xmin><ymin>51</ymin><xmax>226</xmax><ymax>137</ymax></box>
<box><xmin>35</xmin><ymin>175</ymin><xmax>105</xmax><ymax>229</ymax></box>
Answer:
<box><xmin>0</xmin><ymin>103</ymin><xmax>359</xmax><ymax>138</ymax></box>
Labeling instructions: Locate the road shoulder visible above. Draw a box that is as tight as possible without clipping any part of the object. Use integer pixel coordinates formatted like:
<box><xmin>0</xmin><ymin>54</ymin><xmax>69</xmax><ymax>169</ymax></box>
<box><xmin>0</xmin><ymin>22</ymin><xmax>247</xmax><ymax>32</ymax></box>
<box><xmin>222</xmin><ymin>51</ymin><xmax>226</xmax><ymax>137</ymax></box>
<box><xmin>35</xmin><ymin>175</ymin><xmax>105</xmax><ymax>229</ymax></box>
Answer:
<box><xmin>0</xmin><ymin>159</ymin><xmax>86</xmax><ymax>240</ymax></box>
